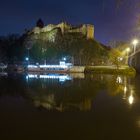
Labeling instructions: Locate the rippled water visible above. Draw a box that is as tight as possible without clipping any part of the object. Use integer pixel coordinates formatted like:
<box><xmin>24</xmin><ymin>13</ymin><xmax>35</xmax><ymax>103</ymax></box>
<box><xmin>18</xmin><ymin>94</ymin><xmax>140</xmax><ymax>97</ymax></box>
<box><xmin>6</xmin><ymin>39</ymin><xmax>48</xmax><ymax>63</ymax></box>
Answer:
<box><xmin>0</xmin><ymin>73</ymin><xmax>140</xmax><ymax>139</ymax></box>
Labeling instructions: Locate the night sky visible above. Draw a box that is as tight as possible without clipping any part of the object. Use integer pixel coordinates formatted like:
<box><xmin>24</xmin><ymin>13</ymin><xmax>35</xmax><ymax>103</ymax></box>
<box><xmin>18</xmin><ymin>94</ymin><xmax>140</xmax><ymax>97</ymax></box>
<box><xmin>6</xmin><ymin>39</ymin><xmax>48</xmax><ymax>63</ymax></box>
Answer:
<box><xmin>0</xmin><ymin>0</ymin><xmax>140</xmax><ymax>44</ymax></box>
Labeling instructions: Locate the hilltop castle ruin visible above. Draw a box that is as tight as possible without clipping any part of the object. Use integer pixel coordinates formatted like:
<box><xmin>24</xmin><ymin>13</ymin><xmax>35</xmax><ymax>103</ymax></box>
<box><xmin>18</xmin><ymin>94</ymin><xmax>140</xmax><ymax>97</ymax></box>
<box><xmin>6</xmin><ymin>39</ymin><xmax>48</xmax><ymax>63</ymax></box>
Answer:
<box><xmin>30</xmin><ymin>21</ymin><xmax>94</xmax><ymax>40</ymax></box>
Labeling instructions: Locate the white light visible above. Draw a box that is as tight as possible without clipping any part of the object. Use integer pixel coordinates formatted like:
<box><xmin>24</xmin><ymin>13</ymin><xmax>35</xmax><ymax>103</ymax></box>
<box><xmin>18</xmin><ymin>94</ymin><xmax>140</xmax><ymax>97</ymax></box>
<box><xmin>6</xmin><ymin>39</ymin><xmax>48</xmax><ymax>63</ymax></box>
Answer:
<box><xmin>28</xmin><ymin>64</ymin><xmax>68</xmax><ymax>69</ymax></box>
<box><xmin>28</xmin><ymin>74</ymin><xmax>38</xmax><ymax>78</ymax></box>
<box><xmin>27</xmin><ymin>63</ymin><xmax>71</xmax><ymax>72</ymax></box>
<box><xmin>128</xmin><ymin>95</ymin><xmax>134</xmax><ymax>105</ymax></box>
<box><xmin>59</xmin><ymin>61</ymin><xmax>66</xmax><ymax>66</ymax></box>
<box><xmin>126</xmin><ymin>48</ymin><xmax>130</xmax><ymax>52</ymax></box>
<box><xmin>124</xmin><ymin>86</ymin><xmax>127</xmax><ymax>94</ymax></box>
<box><xmin>25</xmin><ymin>57</ymin><xmax>29</xmax><ymax>61</ymax></box>
<box><xmin>132</xmin><ymin>39</ymin><xmax>139</xmax><ymax>46</ymax></box>
<box><xmin>116</xmin><ymin>76</ymin><xmax>123</xmax><ymax>84</ymax></box>
<box><xmin>118</xmin><ymin>57</ymin><xmax>123</xmax><ymax>61</ymax></box>
<box><xmin>123</xmin><ymin>86</ymin><xmax>127</xmax><ymax>100</ymax></box>
<box><xmin>26</xmin><ymin>75</ymin><xmax>29</xmax><ymax>80</ymax></box>
<box><xmin>27</xmin><ymin>74</ymin><xmax>72</xmax><ymax>82</ymax></box>
<box><xmin>28</xmin><ymin>65</ymin><xmax>38</xmax><ymax>68</ymax></box>
<box><xmin>40</xmin><ymin>64</ymin><xmax>68</xmax><ymax>69</ymax></box>
<box><xmin>63</xmin><ymin>57</ymin><xmax>66</xmax><ymax>61</ymax></box>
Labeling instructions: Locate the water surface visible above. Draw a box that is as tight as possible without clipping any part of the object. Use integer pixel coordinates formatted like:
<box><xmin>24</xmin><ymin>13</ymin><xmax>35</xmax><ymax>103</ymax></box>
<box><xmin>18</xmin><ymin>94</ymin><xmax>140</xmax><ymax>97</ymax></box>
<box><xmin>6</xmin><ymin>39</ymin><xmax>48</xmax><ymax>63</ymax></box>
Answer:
<box><xmin>0</xmin><ymin>73</ymin><xmax>140</xmax><ymax>140</ymax></box>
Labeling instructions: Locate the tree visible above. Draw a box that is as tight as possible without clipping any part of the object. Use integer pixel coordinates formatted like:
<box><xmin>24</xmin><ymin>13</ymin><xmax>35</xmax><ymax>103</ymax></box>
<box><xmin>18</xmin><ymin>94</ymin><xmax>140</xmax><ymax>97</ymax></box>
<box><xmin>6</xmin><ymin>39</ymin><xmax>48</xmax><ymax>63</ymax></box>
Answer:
<box><xmin>109</xmin><ymin>48</ymin><xmax>123</xmax><ymax>69</ymax></box>
<box><xmin>0</xmin><ymin>34</ymin><xmax>26</xmax><ymax>63</ymax></box>
<box><xmin>36</xmin><ymin>18</ymin><xmax>44</xmax><ymax>28</ymax></box>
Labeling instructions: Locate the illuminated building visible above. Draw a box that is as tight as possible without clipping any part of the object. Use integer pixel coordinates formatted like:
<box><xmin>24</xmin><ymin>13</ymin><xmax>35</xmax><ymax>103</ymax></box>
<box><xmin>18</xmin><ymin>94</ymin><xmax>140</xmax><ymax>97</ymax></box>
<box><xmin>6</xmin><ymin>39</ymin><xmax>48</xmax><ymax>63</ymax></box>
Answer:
<box><xmin>29</xmin><ymin>21</ymin><xmax>94</xmax><ymax>40</ymax></box>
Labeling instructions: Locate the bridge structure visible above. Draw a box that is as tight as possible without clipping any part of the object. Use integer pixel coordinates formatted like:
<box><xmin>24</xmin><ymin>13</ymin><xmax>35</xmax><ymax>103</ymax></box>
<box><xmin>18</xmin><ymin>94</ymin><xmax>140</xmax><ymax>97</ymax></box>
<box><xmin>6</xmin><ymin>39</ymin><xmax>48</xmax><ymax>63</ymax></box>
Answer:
<box><xmin>128</xmin><ymin>47</ymin><xmax>140</xmax><ymax>73</ymax></box>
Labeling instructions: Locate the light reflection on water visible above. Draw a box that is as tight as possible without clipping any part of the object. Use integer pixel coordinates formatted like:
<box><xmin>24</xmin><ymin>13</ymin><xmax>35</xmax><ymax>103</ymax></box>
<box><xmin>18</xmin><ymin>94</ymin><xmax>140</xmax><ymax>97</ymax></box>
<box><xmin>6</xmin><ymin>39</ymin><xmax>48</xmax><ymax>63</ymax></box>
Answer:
<box><xmin>1</xmin><ymin>73</ymin><xmax>140</xmax><ymax>139</ymax></box>
<box><xmin>26</xmin><ymin>73</ymin><xmax>73</xmax><ymax>83</ymax></box>
<box><xmin>0</xmin><ymin>72</ymin><xmax>138</xmax><ymax>110</ymax></box>
<box><xmin>23</xmin><ymin>73</ymin><xmax>137</xmax><ymax>111</ymax></box>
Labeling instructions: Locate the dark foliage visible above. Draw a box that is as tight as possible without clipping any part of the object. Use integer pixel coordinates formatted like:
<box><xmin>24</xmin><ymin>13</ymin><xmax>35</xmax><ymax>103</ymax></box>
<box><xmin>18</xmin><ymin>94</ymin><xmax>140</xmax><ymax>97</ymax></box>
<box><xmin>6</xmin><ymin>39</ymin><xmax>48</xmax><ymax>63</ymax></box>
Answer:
<box><xmin>36</xmin><ymin>18</ymin><xmax>44</xmax><ymax>28</ymax></box>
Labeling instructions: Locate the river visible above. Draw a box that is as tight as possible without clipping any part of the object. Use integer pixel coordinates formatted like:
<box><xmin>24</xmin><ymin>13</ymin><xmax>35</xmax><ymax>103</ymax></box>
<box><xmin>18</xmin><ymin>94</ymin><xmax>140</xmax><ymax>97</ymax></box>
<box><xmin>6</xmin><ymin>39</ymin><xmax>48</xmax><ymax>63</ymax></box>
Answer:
<box><xmin>0</xmin><ymin>73</ymin><xmax>140</xmax><ymax>139</ymax></box>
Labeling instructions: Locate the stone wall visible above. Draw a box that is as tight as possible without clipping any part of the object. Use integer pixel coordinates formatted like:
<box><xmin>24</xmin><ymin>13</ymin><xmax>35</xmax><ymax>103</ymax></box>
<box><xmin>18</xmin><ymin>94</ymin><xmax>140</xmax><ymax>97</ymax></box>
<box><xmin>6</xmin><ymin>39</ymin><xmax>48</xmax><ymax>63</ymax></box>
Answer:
<box><xmin>30</xmin><ymin>22</ymin><xmax>94</xmax><ymax>40</ymax></box>
<box><xmin>69</xmin><ymin>66</ymin><xmax>85</xmax><ymax>73</ymax></box>
<box><xmin>29</xmin><ymin>28</ymin><xmax>61</xmax><ymax>43</ymax></box>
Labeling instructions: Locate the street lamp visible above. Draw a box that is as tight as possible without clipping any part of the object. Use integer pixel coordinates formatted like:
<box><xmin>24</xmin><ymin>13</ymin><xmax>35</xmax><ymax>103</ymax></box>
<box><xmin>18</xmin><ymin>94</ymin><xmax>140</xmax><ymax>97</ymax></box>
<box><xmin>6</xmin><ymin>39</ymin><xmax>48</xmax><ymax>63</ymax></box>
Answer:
<box><xmin>25</xmin><ymin>57</ymin><xmax>29</xmax><ymax>61</ymax></box>
<box><xmin>63</xmin><ymin>57</ymin><xmax>66</xmax><ymax>61</ymax></box>
<box><xmin>132</xmin><ymin>39</ymin><xmax>139</xmax><ymax>54</ymax></box>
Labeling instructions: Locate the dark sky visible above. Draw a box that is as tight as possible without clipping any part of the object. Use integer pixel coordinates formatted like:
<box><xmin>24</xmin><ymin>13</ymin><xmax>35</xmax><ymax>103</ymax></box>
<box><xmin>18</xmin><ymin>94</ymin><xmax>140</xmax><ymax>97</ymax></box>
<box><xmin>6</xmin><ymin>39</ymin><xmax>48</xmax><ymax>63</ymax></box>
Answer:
<box><xmin>0</xmin><ymin>0</ymin><xmax>140</xmax><ymax>44</ymax></box>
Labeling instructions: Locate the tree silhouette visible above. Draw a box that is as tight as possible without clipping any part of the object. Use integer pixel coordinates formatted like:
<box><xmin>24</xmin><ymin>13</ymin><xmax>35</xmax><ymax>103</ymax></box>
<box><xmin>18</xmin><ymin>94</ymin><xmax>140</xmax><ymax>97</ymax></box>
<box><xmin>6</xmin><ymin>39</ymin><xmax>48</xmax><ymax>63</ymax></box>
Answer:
<box><xmin>36</xmin><ymin>18</ymin><xmax>44</xmax><ymax>28</ymax></box>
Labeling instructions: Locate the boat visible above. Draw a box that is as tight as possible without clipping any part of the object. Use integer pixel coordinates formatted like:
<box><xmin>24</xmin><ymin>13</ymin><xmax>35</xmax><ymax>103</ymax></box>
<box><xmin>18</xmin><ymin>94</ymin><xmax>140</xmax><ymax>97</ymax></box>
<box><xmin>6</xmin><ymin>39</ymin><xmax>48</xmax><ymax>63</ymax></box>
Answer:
<box><xmin>27</xmin><ymin>62</ymin><xmax>73</xmax><ymax>73</ymax></box>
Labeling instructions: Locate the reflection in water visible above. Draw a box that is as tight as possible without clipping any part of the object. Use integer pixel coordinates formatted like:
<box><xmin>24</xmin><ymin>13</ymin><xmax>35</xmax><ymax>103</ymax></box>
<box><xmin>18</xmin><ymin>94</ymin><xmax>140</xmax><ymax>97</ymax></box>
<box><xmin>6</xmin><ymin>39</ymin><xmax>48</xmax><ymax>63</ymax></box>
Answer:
<box><xmin>25</xmin><ymin>73</ymin><xmax>89</xmax><ymax>111</ymax></box>
<box><xmin>34</xmin><ymin>94</ymin><xmax>56</xmax><ymax>110</ymax></box>
<box><xmin>124</xmin><ymin>86</ymin><xmax>127</xmax><ymax>94</ymax></box>
<box><xmin>128</xmin><ymin>94</ymin><xmax>134</xmax><ymax>105</ymax></box>
<box><xmin>0</xmin><ymin>73</ymin><xmax>138</xmax><ymax>111</ymax></box>
<box><xmin>128</xmin><ymin>88</ymin><xmax>135</xmax><ymax>105</ymax></box>
<box><xmin>26</xmin><ymin>73</ymin><xmax>85</xmax><ymax>83</ymax></box>
<box><xmin>1</xmin><ymin>73</ymin><xmax>140</xmax><ymax>139</ymax></box>
<box><xmin>117</xmin><ymin>76</ymin><xmax>136</xmax><ymax>105</ymax></box>
<box><xmin>0</xmin><ymin>72</ymin><xmax>8</xmax><ymax>77</ymax></box>
<box><xmin>26</xmin><ymin>73</ymin><xmax>72</xmax><ymax>83</ymax></box>
<box><xmin>116</xmin><ymin>76</ymin><xmax>123</xmax><ymax>84</ymax></box>
<box><xmin>24</xmin><ymin>73</ymin><xmax>137</xmax><ymax>111</ymax></box>
<box><xmin>123</xmin><ymin>86</ymin><xmax>127</xmax><ymax>100</ymax></box>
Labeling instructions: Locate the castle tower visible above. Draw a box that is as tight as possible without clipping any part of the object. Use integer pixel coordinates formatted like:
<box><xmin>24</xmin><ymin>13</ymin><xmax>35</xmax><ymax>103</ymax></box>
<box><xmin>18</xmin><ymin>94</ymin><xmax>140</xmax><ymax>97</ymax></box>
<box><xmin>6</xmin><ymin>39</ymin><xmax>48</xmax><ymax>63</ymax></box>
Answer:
<box><xmin>86</xmin><ymin>24</ymin><xmax>94</xmax><ymax>40</ymax></box>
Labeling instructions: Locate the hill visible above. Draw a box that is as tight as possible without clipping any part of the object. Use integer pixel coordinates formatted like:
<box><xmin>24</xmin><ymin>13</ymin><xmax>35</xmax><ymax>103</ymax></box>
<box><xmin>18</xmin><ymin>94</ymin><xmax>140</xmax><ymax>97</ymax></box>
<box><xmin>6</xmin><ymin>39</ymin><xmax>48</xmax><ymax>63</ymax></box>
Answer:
<box><xmin>24</xmin><ymin>29</ymin><xmax>109</xmax><ymax>65</ymax></box>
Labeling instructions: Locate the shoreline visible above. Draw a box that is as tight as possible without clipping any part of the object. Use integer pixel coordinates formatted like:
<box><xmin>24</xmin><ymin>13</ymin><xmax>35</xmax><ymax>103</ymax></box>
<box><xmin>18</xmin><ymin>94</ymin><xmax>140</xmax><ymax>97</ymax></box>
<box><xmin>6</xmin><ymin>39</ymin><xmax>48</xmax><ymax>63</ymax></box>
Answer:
<box><xmin>1</xmin><ymin>65</ymin><xmax>136</xmax><ymax>76</ymax></box>
<box><xmin>84</xmin><ymin>66</ymin><xmax>136</xmax><ymax>76</ymax></box>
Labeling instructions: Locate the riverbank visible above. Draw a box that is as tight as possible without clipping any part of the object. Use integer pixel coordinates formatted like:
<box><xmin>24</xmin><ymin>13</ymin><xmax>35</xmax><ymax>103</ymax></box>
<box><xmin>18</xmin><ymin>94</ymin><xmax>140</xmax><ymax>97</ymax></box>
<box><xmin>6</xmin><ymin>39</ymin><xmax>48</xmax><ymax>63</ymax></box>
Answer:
<box><xmin>84</xmin><ymin>66</ymin><xmax>136</xmax><ymax>76</ymax></box>
<box><xmin>4</xmin><ymin>65</ymin><xmax>136</xmax><ymax>76</ymax></box>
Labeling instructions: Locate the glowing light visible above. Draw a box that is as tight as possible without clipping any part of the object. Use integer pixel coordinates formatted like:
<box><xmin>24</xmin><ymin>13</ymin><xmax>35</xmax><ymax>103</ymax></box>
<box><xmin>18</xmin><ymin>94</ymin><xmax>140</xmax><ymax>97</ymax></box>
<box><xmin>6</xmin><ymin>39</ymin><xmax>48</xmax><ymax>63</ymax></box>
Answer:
<box><xmin>123</xmin><ymin>86</ymin><xmax>127</xmax><ymax>100</ymax></box>
<box><xmin>28</xmin><ymin>65</ymin><xmax>38</xmax><ymax>68</ymax></box>
<box><xmin>117</xmin><ymin>57</ymin><xmax>123</xmax><ymax>61</ymax></box>
<box><xmin>132</xmin><ymin>39</ymin><xmax>139</xmax><ymax>46</ymax></box>
<box><xmin>124</xmin><ymin>86</ymin><xmax>127</xmax><ymax>94</ymax></box>
<box><xmin>118</xmin><ymin>57</ymin><xmax>123</xmax><ymax>61</ymax></box>
<box><xmin>28</xmin><ymin>74</ymin><xmax>38</xmax><ymax>78</ymax></box>
<box><xmin>128</xmin><ymin>94</ymin><xmax>134</xmax><ymax>105</ymax></box>
<box><xmin>63</xmin><ymin>57</ymin><xmax>66</xmax><ymax>61</ymax></box>
<box><xmin>40</xmin><ymin>64</ymin><xmax>68</xmax><ymax>69</ymax></box>
<box><xmin>59</xmin><ymin>61</ymin><xmax>66</xmax><ymax>66</ymax></box>
<box><xmin>27</xmin><ymin>63</ymin><xmax>73</xmax><ymax>72</ymax></box>
<box><xmin>28</xmin><ymin>64</ymin><xmax>69</xmax><ymax>69</ymax></box>
<box><xmin>116</xmin><ymin>76</ymin><xmax>123</xmax><ymax>84</ymax></box>
<box><xmin>25</xmin><ymin>57</ymin><xmax>29</xmax><ymax>61</ymax></box>
<box><xmin>26</xmin><ymin>75</ymin><xmax>28</xmax><ymax>81</ymax></box>
<box><xmin>132</xmin><ymin>39</ymin><xmax>139</xmax><ymax>54</ymax></box>
<box><xmin>26</xmin><ymin>74</ymin><xmax>72</xmax><ymax>82</ymax></box>
<box><xmin>126</xmin><ymin>48</ymin><xmax>130</xmax><ymax>52</ymax></box>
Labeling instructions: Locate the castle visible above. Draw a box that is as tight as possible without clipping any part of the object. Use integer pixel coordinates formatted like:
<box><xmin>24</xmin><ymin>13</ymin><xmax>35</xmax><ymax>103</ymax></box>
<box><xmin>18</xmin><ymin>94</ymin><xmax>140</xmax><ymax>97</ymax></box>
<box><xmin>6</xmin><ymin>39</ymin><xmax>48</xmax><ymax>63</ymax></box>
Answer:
<box><xmin>30</xmin><ymin>22</ymin><xmax>94</xmax><ymax>40</ymax></box>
